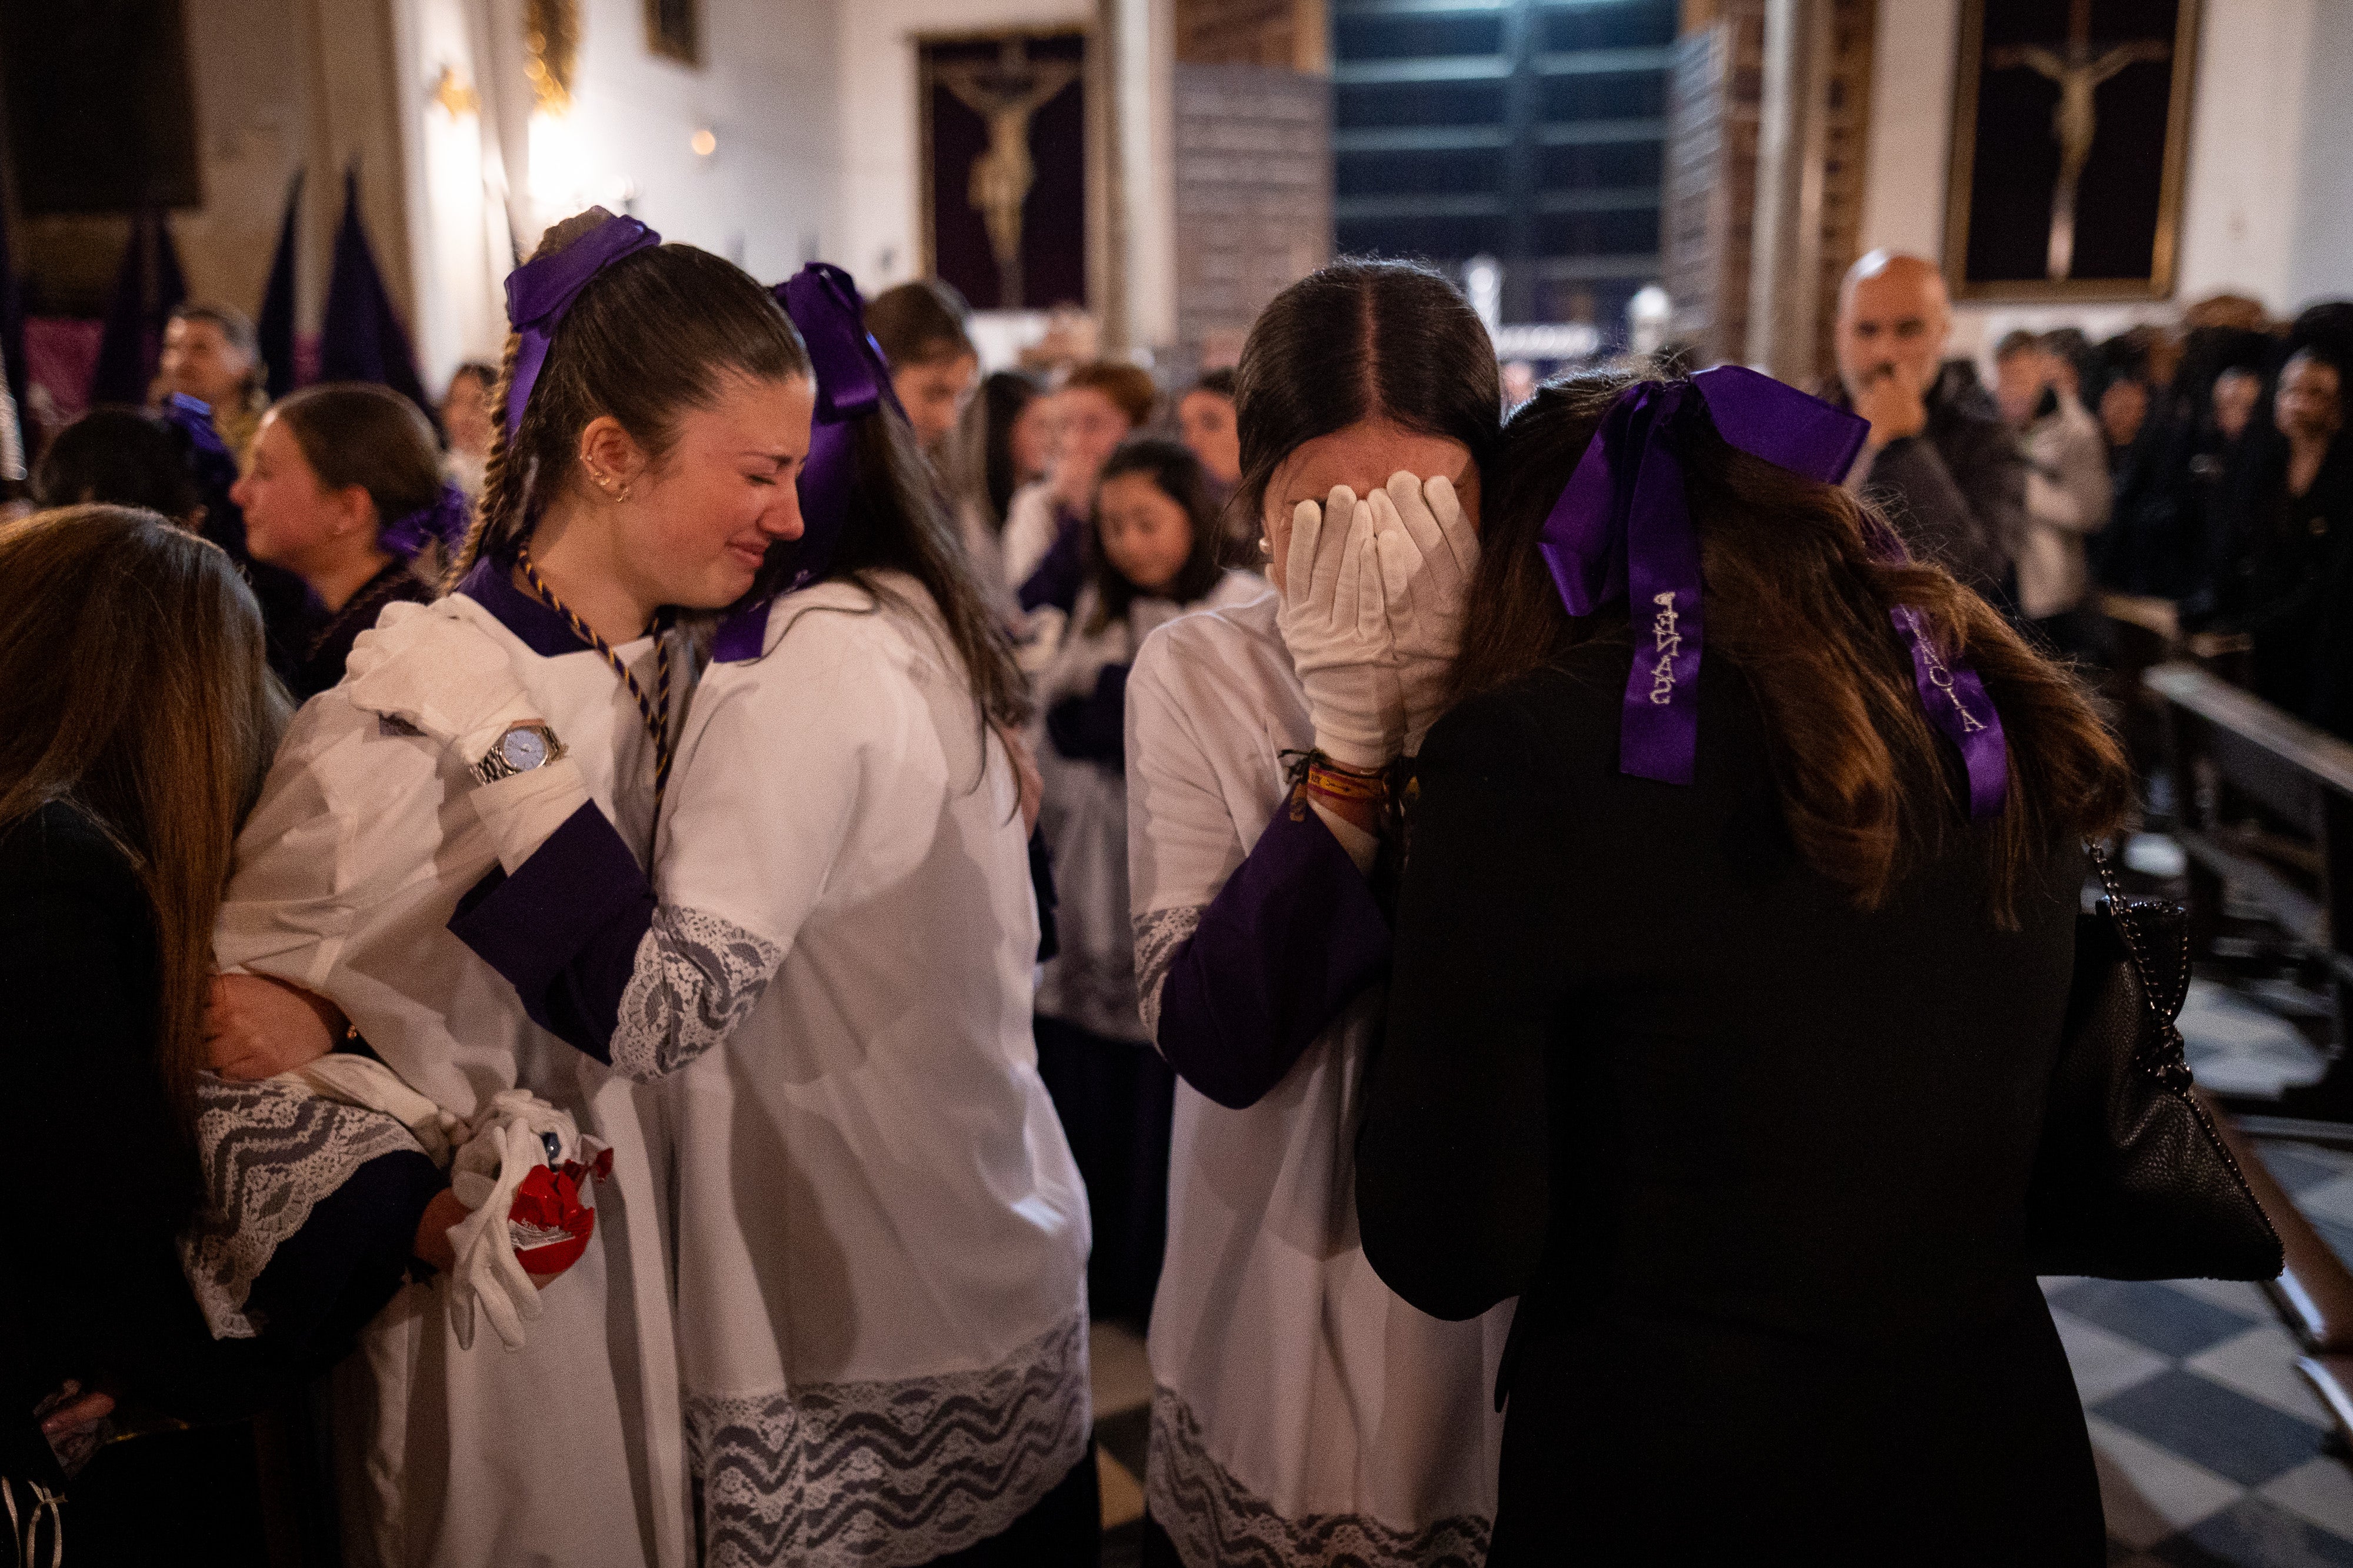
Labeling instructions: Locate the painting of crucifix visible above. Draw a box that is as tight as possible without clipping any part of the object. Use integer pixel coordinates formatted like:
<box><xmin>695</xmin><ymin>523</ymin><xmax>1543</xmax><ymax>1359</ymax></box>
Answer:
<box><xmin>921</xmin><ymin>31</ymin><xmax>1089</xmax><ymax>312</ymax></box>
<box><xmin>1943</xmin><ymin>0</ymin><xmax>2200</xmax><ymax>301</ymax></box>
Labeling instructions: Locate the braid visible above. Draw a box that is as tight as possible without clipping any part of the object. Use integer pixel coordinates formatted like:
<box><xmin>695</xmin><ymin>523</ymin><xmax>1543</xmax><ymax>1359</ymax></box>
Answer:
<box><xmin>441</xmin><ymin>328</ymin><xmax>527</xmax><ymax>592</ymax></box>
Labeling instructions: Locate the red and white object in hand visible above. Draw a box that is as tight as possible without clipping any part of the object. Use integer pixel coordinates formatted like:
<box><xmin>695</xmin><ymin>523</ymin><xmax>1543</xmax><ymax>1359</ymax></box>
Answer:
<box><xmin>445</xmin><ymin>1090</ymin><xmax>610</xmax><ymax>1350</ymax></box>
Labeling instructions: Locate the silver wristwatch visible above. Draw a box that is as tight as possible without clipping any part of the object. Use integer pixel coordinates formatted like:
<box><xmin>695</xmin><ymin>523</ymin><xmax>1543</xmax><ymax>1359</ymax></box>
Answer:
<box><xmin>471</xmin><ymin>722</ymin><xmax>566</xmax><ymax>785</ymax></box>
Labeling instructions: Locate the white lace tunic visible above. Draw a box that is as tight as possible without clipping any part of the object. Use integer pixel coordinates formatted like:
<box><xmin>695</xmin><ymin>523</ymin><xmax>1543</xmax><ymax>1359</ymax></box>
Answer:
<box><xmin>211</xmin><ymin>564</ymin><xmax>691</xmax><ymax>1568</ymax></box>
<box><xmin>1125</xmin><ymin>587</ymin><xmax>1511</xmax><ymax>1567</ymax></box>
<box><xmin>625</xmin><ymin>573</ymin><xmax>1092</xmax><ymax>1567</ymax></box>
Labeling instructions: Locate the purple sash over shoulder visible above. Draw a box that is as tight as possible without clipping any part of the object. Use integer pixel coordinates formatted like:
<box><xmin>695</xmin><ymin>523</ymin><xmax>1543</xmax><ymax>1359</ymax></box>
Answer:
<box><xmin>502</xmin><ymin>213</ymin><xmax>661</xmax><ymax>438</ymax></box>
<box><xmin>712</xmin><ymin>263</ymin><xmax>905</xmax><ymax>663</ymax></box>
<box><xmin>1537</xmin><ymin>365</ymin><xmax>2008</xmax><ymax>816</ymax></box>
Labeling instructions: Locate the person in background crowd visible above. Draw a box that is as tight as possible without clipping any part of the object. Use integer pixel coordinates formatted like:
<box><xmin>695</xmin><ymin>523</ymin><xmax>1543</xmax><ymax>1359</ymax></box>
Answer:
<box><xmin>1994</xmin><ymin>331</ymin><xmax>2110</xmax><ymax>655</ymax></box>
<box><xmin>1029</xmin><ymin>436</ymin><xmax>1262</xmax><ymax>1326</ymax></box>
<box><xmin>1357</xmin><ymin>369</ymin><xmax>2131</xmax><ymax>1564</ymax></box>
<box><xmin>1176</xmin><ymin>368</ymin><xmax>1249</xmax><ymax>562</ymax></box>
<box><xmin>1124</xmin><ymin>258</ymin><xmax>1508</xmax><ymax>1566</ymax></box>
<box><xmin>2210</xmin><ymin>346</ymin><xmax>2353</xmax><ymax>738</ymax></box>
<box><xmin>1176</xmin><ymin>369</ymin><xmax>1239</xmax><ymax>492</ymax></box>
<box><xmin>230</xmin><ymin>383</ymin><xmax>459</xmax><ymax>698</ymax></box>
<box><xmin>866</xmin><ymin>277</ymin><xmax>981</xmax><ymax>455</ymax></box>
<box><xmin>31</xmin><ymin>408</ymin><xmax>206</xmax><ymax>527</ymax></box>
<box><xmin>1</xmin><ymin>506</ymin><xmax>444</xmax><ymax>1565</ymax></box>
<box><xmin>951</xmin><ymin>367</ymin><xmax>1050</xmax><ymax>600</ymax></box>
<box><xmin>157</xmin><ymin>305</ymin><xmax>270</xmax><ymax>463</ymax></box>
<box><xmin>1829</xmin><ymin>251</ymin><xmax>2025</xmax><ymax>603</ymax></box>
<box><xmin>441</xmin><ymin>361</ymin><xmax>498</xmax><ymax>498</ymax></box>
<box><xmin>34</xmin><ymin>402</ymin><xmax>315</xmax><ymax>675</ymax></box>
<box><xmin>1005</xmin><ymin>361</ymin><xmax>1156</xmax><ymax>614</ymax></box>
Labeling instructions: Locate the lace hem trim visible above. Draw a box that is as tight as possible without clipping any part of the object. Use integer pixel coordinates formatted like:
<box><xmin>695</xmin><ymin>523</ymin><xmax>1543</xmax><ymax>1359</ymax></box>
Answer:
<box><xmin>1146</xmin><ymin>1386</ymin><xmax>1492</xmax><ymax>1568</ymax></box>
<box><xmin>685</xmin><ymin>1315</ymin><xmax>1092</xmax><ymax>1568</ymax></box>
<box><xmin>612</xmin><ymin>904</ymin><xmax>783</xmax><ymax>1082</ymax></box>
<box><xmin>178</xmin><ymin>1075</ymin><xmax>422</xmax><ymax>1339</ymax></box>
<box><xmin>1131</xmin><ymin>904</ymin><xmax>1205</xmax><ymax>1042</ymax></box>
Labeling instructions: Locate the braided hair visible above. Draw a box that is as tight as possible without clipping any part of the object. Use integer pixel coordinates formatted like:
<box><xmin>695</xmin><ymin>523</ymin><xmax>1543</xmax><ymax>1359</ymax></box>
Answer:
<box><xmin>444</xmin><ymin>208</ymin><xmax>811</xmax><ymax>589</ymax></box>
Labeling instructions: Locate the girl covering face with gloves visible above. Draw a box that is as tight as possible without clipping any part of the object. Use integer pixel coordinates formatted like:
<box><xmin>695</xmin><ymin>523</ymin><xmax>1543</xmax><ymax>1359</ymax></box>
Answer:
<box><xmin>1120</xmin><ymin>259</ymin><xmax>1511</xmax><ymax>1568</ymax></box>
<box><xmin>195</xmin><ymin>208</ymin><xmax>816</xmax><ymax>1568</ymax></box>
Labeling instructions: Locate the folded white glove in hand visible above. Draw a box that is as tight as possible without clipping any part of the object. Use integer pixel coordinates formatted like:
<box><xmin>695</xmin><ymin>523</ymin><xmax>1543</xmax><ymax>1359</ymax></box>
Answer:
<box><xmin>1369</xmin><ymin>471</ymin><xmax>1482</xmax><ymax>753</ymax></box>
<box><xmin>1277</xmin><ymin>486</ymin><xmax>1402</xmax><ymax>770</ymax></box>
<box><xmin>345</xmin><ymin>602</ymin><xmax>542</xmax><ymax>768</ymax></box>
<box><xmin>444</xmin><ymin>1090</ymin><xmax>604</xmax><ymax>1352</ymax></box>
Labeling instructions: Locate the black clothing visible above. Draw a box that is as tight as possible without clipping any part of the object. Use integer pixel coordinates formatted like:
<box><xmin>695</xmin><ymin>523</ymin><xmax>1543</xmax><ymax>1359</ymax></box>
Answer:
<box><xmin>0</xmin><ymin>802</ymin><xmax>438</xmax><ymax>1559</ymax></box>
<box><xmin>1357</xmin><ymin>641</ymin><xmax>2101</xmax><ymax>1563</ymax></box>
<box><xmin>2213</xmin><ymin>435</ymin><xmax>2353</xmax><ymax>738</ymax></box>
<box><xmin>289</xmin><ymin>558</ymin><xmax>435</xmax><ymax>699</ymax></box>
<box><xmin>1834</xmin><ymin>361</ymin><xmax>2029</xmax><ymax>599</ymax></box>
<box><xmin>1034</xmin><ymin>1015</ymin><xmax>1175</xmax><ymax>1323</ymax></box>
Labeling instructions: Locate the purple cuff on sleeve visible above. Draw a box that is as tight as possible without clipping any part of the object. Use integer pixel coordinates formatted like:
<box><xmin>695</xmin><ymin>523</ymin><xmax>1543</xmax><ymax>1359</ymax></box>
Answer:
<box><xmin>1155</xmin><ymin>801</ymin><xmax>1391</xmax><ymax>1110</ymax></box>
<box><xmin>448</xmin><ymin>802</ymin><xmax>655</xmax><ymax>1063</ymax></box>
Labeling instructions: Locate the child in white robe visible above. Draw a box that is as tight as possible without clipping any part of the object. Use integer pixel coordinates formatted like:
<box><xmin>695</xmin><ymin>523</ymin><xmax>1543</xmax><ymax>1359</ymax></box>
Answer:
<box><xmin>441</xmin><ymin>265</ymin><xmax>1095</xmax><ymax>1568</ymax></box>
<box><xmin>1122</xmin><ymin>260</ymin><xmax>1513</xmax><ymax>1567</ymax></box>
<box><xmin>199</xmin><ymin>209</ymin><xmax>818</xmax><ymax>1568</ymax></box>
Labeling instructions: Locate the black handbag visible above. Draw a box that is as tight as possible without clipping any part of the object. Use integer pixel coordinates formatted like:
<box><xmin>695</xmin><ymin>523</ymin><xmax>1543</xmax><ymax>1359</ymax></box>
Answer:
<box><xmin>2022</xmin><ymin>845</ymin><xmax>2284</xmax><ymax>1281</ymax></box>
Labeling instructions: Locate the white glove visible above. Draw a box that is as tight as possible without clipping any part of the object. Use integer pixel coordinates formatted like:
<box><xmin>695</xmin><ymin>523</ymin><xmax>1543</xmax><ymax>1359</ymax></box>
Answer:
<box><xmin>344</xmin><ymin>602</ymin><xmax>544</xmax><ymax>770</ymax></box>
<box><xmin>444</xmin><ymin>1090</ymin><xmax>600</xmax><ymax>1352</ymax></box>
<box><xmin>1277</xmin><ymin>486</ymin><xmax>1402</xmax><ymax>770</ymax></box>
<box><xmin>1369</xmin><ymin>471</ymin><xmax>1481</xmax><ymax>753</ymax></box>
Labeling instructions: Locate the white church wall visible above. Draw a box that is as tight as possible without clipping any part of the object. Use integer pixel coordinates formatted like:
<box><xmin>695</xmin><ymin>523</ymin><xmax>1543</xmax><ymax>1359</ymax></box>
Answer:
<box><xmin>1856</xmin><ymin>0</ymin><xmax>2348</xmax><ymax>364</ymax></box>
<box><xmin>394</xmin><ymin>0</ymin><xmax>842</xmax><ymax>386</ymax></box>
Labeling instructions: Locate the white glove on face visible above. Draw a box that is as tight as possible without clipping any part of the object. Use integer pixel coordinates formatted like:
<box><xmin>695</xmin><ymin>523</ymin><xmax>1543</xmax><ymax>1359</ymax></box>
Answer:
<box><xmin>1369</xmin><ymin>471</ymin><xmax>1482</xmax><ymax>753</ymax></box>
<box><xmin>344</xmin><ymin>603</ymin><xmax>544</xmax><ymax>769</ymax></box>
<box><xmin>1276</xmin><ymin>485</ymin><xmax>1402</xmax><ymax>770</ymax></box>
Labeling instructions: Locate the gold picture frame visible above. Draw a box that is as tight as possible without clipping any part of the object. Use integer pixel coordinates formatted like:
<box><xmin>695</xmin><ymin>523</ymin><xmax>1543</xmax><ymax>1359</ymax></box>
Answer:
<box><xmin>1942</xmin><ymin>0</ymin><xmax>2200</xmax><ymax>302</ymax></box>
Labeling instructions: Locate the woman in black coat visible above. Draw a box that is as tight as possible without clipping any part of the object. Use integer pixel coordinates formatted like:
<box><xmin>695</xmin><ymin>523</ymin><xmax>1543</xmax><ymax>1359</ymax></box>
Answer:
<box><xmin>0</xmin><ymin>506</ymin><xmax>449</xmax><ymax>1561</ymax></box>
<box><xmin>1356</xmin><ymin>371</ymin><xmax>2135</xmax><ymax>1564</ymax></box>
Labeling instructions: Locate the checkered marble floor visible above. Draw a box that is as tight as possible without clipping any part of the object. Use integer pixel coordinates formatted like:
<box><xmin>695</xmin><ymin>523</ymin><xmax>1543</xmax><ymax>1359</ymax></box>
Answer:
<box><xmin>2049</xmin><ymin>1140</ymin><xmax>2353</xmax><ymax>1566</ymax></box>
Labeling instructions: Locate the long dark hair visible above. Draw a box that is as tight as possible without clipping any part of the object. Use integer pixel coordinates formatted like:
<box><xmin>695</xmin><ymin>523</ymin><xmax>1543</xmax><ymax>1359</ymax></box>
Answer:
<box><xmin>1232</xmin><ymin>259</ymin><xmax>1501</xmax><ymax>532</ymax></box>
<box><xmin>0</xmin><ymin>506</ymin><xmax>291</xmax><ymax>1142</ymax></box>
<box><xmin>1086</xmin><ymin>436</ymin><xmax>1225</xmax><ymax>632</ymax></box>
<box><xmin>1456</xmin><ymin>371</ymin><xmax>2132</xmax><ymax>925</ymax></box>
<box><xmin>752</xmin><ymin>404</ymin><xmax>1031</xmax><ymax>732</ymax></box>
<box><xmin>975</xmin><ymin>369</ymin><xmax>1042</xmax><ymax>532</ymax></box>
<box><xmin>446</xmin><ymin>208</ymin><xmax>811</xmax><ymax>582</ymax></box>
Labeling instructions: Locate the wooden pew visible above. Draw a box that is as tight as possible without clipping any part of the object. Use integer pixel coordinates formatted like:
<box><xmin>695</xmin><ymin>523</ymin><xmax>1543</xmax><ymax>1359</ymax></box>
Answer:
<box><xmin>2144</xmin><ymin>661</ymin><xmax>2353</xmax><ymax>1120</ymax></box>
<box><xmin>2204</xmin><ymin>1099</ymin><xmax>2353</xmax><ymax>1445</ymax></box>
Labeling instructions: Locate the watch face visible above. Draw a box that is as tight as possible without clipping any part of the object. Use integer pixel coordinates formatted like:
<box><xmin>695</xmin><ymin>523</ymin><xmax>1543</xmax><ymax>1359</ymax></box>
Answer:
<box><xmin>499</xmin><ymin>728</ymin><xmax>548</xmax><ymax>771</ymax></box>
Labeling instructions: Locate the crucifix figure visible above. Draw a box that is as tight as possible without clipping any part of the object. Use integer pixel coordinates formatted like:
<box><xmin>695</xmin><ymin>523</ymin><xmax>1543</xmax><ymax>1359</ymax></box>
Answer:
<box><xmin>1989</xmin><ymin>0</ymin><xmax>2170</xmax><ymax>281</ymax></box>
<box><xmin>934</xmin><ymin>39</ymin><xmax>1081</xmax><ymax>309</ymax></box>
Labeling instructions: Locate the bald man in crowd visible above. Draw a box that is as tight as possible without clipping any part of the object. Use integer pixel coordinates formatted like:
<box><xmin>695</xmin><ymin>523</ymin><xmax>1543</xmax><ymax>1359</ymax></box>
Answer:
<box><xmin>1830</xmin><ymin>251</ymin><xmax>2027</xmax><ymax>603</ymax></box>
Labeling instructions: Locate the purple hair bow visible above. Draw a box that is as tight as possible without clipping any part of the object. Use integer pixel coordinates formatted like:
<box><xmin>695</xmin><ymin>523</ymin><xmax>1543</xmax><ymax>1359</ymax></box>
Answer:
<box><xmin>502</xmin><ymin>213</ymin><xmax>661</xmax><ymax>438</ymax></box>
<box><xmin>1538</xmin><ymin>365</ymin><xmax>2008</xmax><ymax>817</ymax></box>
<box><xmin>381</xmin><ymin>480</ymin><xmax>472</xmax><ymax>560</ymax></box>
<box><xmin>160</xmin><ymin>393</ymin><xmax>239</xmax><ymax>496</ymax></box>
<box><xmin>712</xmin><ymin>262</ymin><xmax>906</xmax><ymax>662</ymax></box>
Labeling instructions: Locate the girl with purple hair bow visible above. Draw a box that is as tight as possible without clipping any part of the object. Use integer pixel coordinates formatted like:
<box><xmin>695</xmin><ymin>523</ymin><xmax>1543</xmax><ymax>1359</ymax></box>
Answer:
<box><xmin>1356</xmin><ymin>368</ymin><xmax>2135</xmax><ymax>1563</ymax></box>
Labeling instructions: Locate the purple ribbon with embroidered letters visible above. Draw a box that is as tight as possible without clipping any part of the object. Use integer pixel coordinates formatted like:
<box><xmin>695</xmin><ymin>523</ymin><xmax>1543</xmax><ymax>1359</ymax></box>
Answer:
<box><xmin>710</xmin><ymin>263</ymin><xmax>905</xmax><ymax>662</ymax></box>
<box><xmin>379</xmin><ymin>480</ymin><xmax>472</xmax><ymax>560</ymax></box>
<box><xmin>1538</xmin><ymin>364</ymin><xmax>2007</xmax><ymax>816</ymax></box>
<box><xmin>502</xmin><ymin>213</ymin><xmax>661</xmax><ymax>438</ymax></box>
